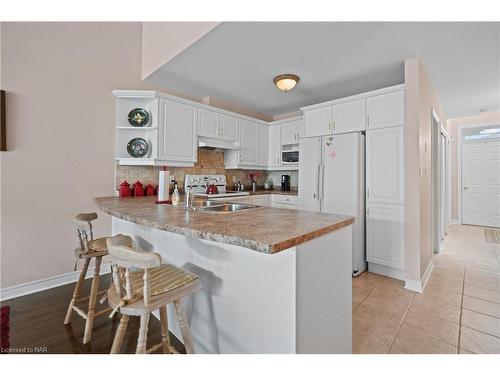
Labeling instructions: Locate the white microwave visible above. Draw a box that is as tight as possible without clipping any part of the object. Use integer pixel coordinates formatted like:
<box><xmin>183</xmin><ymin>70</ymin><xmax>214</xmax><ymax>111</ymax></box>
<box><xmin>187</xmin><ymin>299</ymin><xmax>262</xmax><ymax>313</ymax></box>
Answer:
<box><xmin>282</xmin><ymin>146</ymin><xmax>299</xmax><ymax>164</ymax></box>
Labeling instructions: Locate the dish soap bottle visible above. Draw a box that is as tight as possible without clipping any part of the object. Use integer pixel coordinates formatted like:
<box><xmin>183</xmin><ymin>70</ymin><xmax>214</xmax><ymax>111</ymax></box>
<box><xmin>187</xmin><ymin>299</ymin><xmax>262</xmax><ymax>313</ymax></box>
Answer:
<box><xmin>171</xmin><ymin>182</ymin><xmax>181</xmax><ymax>205</ymax></box>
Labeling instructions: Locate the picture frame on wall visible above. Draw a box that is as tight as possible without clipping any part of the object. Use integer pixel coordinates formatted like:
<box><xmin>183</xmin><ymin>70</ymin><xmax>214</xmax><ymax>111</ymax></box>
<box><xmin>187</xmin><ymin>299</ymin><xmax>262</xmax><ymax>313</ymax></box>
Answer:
<box><xmin>1</xmin><ymin>90</ymin><xmax>5</xmax><ymax>151</ymax></box>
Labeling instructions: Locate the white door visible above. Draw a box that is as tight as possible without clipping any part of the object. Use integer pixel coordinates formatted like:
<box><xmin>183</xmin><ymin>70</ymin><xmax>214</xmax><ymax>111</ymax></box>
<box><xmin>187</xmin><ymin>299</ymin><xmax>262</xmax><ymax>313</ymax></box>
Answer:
<box><xmin>239</xmin><ymin>120</ymin><xmax>259</xmax><ymax>165</ymax></box>
<box><xmin>304</xmin><ymin>106</ymin><xmax>333</xmax><ymax>138</ymax></box>
<box><xmin>158</xmin><ymin>99</ymin><xmax>197</xmax><ymax>163</ymax></box>
<box><xmin>281</xmin><ymin>119</ymin><xmax>301</xmax><ymax>144</ymax></box>
<box><xmin>298</xmin><ymin>137</ymin><xmax>322</xmax><ymax>212</ymax></box>
<box><xmin>366</xmin><ymin>202</ymin><xmax>405</xmax><ymax>270</ymax></box>
<box><xmin>197</xmin><ymin>109</ymin><xmax>219</xmax><ymax>138</ymax></box>
<box><xmin>366</xmin><ymin>126</ymin><xmax>404</xmax><ymax>204</ymax></box>
<box><xmin>220</xmin><ymin>115</ymin><xmax>238</xmax><ymax>141</ymax></box>
<box><xmin>268</xmin><ymin>125</ymin><xmax>281</xmax><ymax>167</ymax></box>
<box><xmin>366</xmin><ymin>90</ymin><xmax>404</xmax><ymax>130</ymax></box>
<box><xmin>462</xmin><ymin>139</ymin><xmax>500</xmax><ymax>227</ymax></box>
<box><xmin>333</xmin><ymin>99</ymin><xmax>366</xmax><ymax>134</ymax></box>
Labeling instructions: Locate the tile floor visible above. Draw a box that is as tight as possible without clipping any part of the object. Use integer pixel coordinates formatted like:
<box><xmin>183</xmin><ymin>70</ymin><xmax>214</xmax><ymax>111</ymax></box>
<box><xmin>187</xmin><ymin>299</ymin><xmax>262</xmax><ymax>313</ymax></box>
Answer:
<box><xmin>352</xmin><ymin>224</ymin><xmax>500</xmax><ymax>354</ymax></box>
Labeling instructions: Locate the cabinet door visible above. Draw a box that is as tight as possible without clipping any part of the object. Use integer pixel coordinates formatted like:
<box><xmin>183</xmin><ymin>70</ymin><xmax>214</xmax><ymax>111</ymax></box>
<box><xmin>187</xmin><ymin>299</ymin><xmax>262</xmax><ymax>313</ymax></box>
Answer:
<box><xmin>366</xmin><ymin>90</ymin><xmax>404</xmax><ymax>130</ymax></box>
<box><xmin>281</xmin><ymin>119</ymin><xmax>300</xmax><ymax>145</ymax></box>
<box><xmin>304</xmin><ymin>106</ymin><xmax>333</xmax><ymax>138</ymax></box>
<box><xmin>198</xmin><ymin>109</ymin><xmax>219</xmax><ymax>137</ymax></box>
<box><xmin>366</xmin><ymin>126</ymin><xmax>404</xmax><ymax>204</ymax></box>
<box><xmin>220</xmin><ymin>114</ymin><xmax>238</xmax><ymax>141</ymax></box>
<box><xmin>268</xmin><ymin>124</ymin><xmax>281</xmax><ymax>167</ymax></box>
<box><xmin>159</xmin><ymin>99</ymin><xmax>197</xmax><ymax>163</ymax></box>
<box><xmin>258</xmin><ymin>124</ymin><xmax>269</xmax><ymax>166</ymax></box>
<box><xmin>333</xmin><ymin>99</ymin><xmax>366</xmax><ymax>134</ymax></box>
<box><xmin>239</xmin><ymin>120</ymin><xmax>259</xmax><ymax>164</ymax></box>
<box><xmin>366</xmin><ymin>202</ymin><xmax>405</xmax><ymax>270</ymax></box>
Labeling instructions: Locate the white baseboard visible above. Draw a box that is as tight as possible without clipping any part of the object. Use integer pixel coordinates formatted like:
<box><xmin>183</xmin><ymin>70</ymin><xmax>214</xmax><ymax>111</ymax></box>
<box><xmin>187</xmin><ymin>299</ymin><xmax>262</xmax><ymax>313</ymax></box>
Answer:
<box><xmin>405</xmin><ymin>260</ymin><xmax>434</xmax><ymax>293</ymax></box>
<box><xmin>451</xmin><ymin>219</ymin><xmax>459</xmax><ymax>225</ymax></box>
<box><xmin>0</xmin><ymin>263</ymin><xmax>111</xmax><ymax>301</ymax></box>
<box><xmin>368</xmin><ymin>262</ymin><xmax>406</xmax><ymax>281</ymax></box>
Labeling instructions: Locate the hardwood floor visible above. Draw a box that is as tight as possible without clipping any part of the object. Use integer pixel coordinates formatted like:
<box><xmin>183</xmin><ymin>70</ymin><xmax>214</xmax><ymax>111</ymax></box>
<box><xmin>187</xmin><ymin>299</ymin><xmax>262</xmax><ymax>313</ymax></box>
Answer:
<box><xmin>2</xmin><ymin>275</ymin><xmax>185</xmax><ymax>354</ymax></box>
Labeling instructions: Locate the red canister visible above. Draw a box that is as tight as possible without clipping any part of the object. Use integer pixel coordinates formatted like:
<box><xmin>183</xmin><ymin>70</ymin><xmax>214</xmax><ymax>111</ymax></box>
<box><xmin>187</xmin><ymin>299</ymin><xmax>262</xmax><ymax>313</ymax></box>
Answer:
<box><xmin>146</xmin><ymin>184</ymin><xmax>155</xmax><ymax>196</ymax></box>
<box><xmin>134</xmin><ymin>181</ymin><xmax>144</xmax><ymax>197</ymax></box>
<box><xmin>119</xmin><ymin>181</ymin><xmax>131</xmax><ymax>197</ymax></box>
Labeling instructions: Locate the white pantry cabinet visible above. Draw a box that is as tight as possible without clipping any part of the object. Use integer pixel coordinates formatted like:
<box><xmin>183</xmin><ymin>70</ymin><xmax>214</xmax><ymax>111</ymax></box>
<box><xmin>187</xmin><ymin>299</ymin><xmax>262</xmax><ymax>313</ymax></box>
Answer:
<box><xmin>268</xmin><ymin>124</ymin><xmax>281</xmax><ymax>167</ymax></box>
<box><xmin>366</xmin><ymin>202</ymin><xmax>405</xmax><ymax>270</ymax></box>
<box><xmin>366</xmin><ymin>90</ymin><xmax>404</xmax><ymax>130</ymax></box>
<box><xmin>365</xmin><ymin>126</ymin><xmax>404</xmax><ymax>205</ymax></box>
<box><xmin>238</xmin><ymin>120</ymin><xmax>259</xmax><ymax>165</ymax></box>
<box><xmin>158</xmin><ymin>98</ymin><xmax>197</xmax><ymax>165</ymax></box>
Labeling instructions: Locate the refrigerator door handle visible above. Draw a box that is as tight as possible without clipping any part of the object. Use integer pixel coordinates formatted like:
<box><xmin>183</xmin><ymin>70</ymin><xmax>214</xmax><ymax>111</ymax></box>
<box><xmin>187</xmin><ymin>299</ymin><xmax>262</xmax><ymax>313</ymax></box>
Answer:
<box><xmin>314</xmin><ymin>165</ymin><xmax>321</xmax><ymax>200</ymax></box>
<box><xmin>320</xmin><ymin>164</ymin><xmax>325</xmax><ymax>201</ymax></box>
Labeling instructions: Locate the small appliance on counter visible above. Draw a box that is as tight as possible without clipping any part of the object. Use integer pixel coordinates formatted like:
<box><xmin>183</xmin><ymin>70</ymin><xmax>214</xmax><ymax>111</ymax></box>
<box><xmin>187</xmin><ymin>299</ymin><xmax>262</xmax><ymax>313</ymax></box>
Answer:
<box><xmin>184</xmin><ymin>174</ymin><xmax>250</xmax><ymax>198</ymax></box>
<box><xmin>281</xmin><ymin>175</ymin><xmax>291</xmax><ymax>191</ymax></box>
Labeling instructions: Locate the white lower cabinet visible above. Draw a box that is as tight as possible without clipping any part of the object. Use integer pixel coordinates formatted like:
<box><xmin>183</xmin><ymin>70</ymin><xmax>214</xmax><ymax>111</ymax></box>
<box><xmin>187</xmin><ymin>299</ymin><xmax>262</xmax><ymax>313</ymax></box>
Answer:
<box><xmin>366</xmin><ymin>202</ymin><xmax>405</xmax><ymax>273</ymax></box>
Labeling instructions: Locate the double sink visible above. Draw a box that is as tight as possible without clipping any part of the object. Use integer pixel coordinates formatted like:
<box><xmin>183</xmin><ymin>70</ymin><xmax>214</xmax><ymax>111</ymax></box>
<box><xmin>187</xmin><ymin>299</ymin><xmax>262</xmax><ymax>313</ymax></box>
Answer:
<box><xmin>188</xmin><ymin>199</ymin><xmax>257</xmax><ymax>213</ymax></box>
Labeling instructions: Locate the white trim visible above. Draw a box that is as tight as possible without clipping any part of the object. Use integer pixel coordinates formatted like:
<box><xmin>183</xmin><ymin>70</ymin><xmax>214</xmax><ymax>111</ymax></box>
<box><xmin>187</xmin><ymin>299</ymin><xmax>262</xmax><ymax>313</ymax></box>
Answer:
<box><xmin>367</xmin><ymin>262</ymin><xmax>406</xmax><ymax>281</ymax></box>
<box><xmin>457</xmin><ymin>122</ymin><xmax>500</xmax><ymax>225</ymax></box>
<box><xmin>451</xmin><ymin>219</ymin><xmax>458</xmax><ymax>225</ymax></box>
<box><xmin>269</xmin><ymin>115</ymin><xmax>303</xmax><ymax>126</ymax></box>
<box><xmin>405</xmin><ymin>260</ymin><xmax>433</xmax><ymax>293</ymax></box>
<box><xmin>0</xmin><ymin>263</ymin><xmax>111</xmax><ymax>301</ymax></box>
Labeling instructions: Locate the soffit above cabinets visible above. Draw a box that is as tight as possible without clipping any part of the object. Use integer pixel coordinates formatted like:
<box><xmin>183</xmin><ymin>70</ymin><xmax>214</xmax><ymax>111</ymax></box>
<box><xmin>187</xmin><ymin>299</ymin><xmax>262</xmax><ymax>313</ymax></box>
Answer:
<box><xmin>146</xmin><ymin>22</ymin><xmax>500</xmax><ymax>118</ymax></box>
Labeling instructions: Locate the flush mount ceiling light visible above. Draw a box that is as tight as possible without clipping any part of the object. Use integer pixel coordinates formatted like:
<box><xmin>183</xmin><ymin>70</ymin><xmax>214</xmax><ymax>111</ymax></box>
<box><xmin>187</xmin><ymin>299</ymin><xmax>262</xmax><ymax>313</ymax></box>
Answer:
<box><xmin>273</xmin><ymin>74</ymin><xmax>300</xmax><ymax>92</ymax></box>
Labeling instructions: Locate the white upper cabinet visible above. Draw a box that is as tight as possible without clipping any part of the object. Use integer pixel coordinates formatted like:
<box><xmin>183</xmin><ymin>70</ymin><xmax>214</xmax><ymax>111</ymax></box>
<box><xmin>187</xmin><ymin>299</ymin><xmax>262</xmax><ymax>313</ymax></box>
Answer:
<box><xmin>366</xmin><ymin>90</ymin><xmax>404</xmax><ymax>130</ymax></box>
<box><xmin>198</xmin><ymin>109</ymin><xmax>238</xmax><ymax>141</ymax></box>
<box><xmin>268</xmin><ymin>124</ymin><xmax>281</xmax><ymax>167</ymax></box>
<box><xmin>304</xmin><ymin>106</ymin><xmax>333</xmax><ymax>138</ymax></box>
<box><xmin>366</xmin><ymin>126</ymin><xmax>404</xmax><ymax>205</ymax></box>
<box><xmin>332</xmin><ymin>99</ymin><xmax>366</xmax><ymax>134</ymax></box>
<box><xmin>158</xmin><ymin>98</ymin><xmax>197</xmax><ymax>164</ymax></box>
<box><xmin>219</xmin><ymin>114</ymin><xmax>238</xmax><ymax>141</ymax></box>
<box><xmin>366</xmin><ymin>202</ymin><xmax>405</xmax><ymax>270</ymax></box>
<box><xmin>197</xmin><ymin>108</ymin><xmax>219</xmax><ymax>138</ymax></box>
<box><xmin>281</xmin><ymin>119</ymin><xmax>303</xmax><ymax>144</ymax></box>
<box><xmin>258</xmin><ymin>124</ymin><xmax>269</xmax><ymax>166</ymax></box>
<box><xmin>239</xmin><ymin>120</ymin><xmax>259</xmax><ymax>165</ymax></box>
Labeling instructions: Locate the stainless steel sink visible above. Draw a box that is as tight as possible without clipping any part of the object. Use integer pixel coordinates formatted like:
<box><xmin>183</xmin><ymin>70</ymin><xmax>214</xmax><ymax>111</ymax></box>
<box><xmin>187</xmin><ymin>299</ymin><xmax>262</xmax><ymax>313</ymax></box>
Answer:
<box><xmin>197</xmin><ymin>202</ymin><xmax>257</xmax><ymax>213</ymax></box>
<box><xmin>189</xmin><ymin>199</ymin><xmax>224</xmax><ymax>208</ymax></box>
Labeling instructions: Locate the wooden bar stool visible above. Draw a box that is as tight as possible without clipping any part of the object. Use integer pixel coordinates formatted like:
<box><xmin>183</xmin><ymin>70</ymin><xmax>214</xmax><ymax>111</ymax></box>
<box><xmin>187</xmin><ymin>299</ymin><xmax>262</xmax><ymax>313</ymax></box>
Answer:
<box><xmin>106</xmin><ymin>234</ymin><xmax>200</xmax><ymax>354</ymax></box>
<box><xmin>64</xmin><ymin>213</ymin><xmax>117</xmax><ymax>344</ymax></box>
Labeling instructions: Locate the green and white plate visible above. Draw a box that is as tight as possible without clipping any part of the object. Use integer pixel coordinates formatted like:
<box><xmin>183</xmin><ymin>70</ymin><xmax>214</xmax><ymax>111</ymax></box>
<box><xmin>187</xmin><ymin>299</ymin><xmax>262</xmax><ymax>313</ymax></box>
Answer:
<box><xmin>127</xmin><ymin>138</ymin><xmax>149</xmax><ymax>158</ymax></box>
<box><xmin>127</xmin><ymin>108</ymin><xmax>150</xmax><ymax>127</ymax></box>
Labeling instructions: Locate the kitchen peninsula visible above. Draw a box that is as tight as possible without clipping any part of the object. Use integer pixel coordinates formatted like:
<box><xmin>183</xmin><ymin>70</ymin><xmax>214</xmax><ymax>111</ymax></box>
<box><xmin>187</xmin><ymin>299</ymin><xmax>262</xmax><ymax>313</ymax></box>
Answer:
<box><xmin>95</xmin><ymin>196</ymin><xmax>354</xmax><ymax>354</ymax></box>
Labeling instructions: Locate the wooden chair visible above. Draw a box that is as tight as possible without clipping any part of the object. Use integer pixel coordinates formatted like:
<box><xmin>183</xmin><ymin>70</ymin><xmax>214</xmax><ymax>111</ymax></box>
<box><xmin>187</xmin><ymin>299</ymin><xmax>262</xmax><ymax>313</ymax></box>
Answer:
<box><xmin>64</xmin><ymin>212</ymin><xmax>115</xmax><ymax>344</ymax></box>
<box><xmin>106</xmin><ymin>234</ymin><xmax>200</xmax><ymax>354</ymax></box>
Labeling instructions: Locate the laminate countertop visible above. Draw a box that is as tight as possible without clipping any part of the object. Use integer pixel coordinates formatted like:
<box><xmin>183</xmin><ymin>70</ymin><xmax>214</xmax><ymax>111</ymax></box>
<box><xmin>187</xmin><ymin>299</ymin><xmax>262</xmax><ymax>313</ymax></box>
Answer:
<box><xmin>95</xmin><ymin>196</ymin><xmax>353</xmax><ymax>254</ymax></box>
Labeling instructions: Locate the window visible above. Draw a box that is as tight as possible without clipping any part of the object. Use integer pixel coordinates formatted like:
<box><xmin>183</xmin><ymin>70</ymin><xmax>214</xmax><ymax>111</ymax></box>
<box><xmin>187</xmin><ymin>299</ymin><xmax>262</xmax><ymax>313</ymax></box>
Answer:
<box><xmin>463</xmin><ymin>126</ymin><xmax>500</xmax><ymax>141</ymax></box>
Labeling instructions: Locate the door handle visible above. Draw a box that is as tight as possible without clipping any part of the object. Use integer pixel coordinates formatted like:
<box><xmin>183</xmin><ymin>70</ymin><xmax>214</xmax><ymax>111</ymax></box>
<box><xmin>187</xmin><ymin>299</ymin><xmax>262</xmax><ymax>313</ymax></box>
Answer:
<box><xmin>326</xmin><ymin>136</ymin><xmax>333</xmax><ymax>146</ymax></box>
<box><xmin>315</xmin><ymin>165</ymin><xmax>321</xmax><ymax>200</ymax></box>
<box><xmin>463</xmin><ymin>180</ymin><xmax>469</xmax><ymax>190</ymax></box>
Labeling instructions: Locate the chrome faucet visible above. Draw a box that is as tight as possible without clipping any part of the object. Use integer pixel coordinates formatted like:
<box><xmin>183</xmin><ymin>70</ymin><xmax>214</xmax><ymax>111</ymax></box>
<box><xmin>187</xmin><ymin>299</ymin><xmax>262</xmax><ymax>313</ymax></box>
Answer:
<box><xmin>185</xmin><ymin>182</ymin><xmax>207</xmax><ymax>208</ymax></box>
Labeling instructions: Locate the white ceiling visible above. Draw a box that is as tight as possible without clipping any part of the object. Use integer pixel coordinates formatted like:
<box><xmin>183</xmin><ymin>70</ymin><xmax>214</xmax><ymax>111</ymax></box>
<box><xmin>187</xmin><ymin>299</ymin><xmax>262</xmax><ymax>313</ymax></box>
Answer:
<box><xmin>147</xmin><ymin>22</ymin><xmax>500</xmax><ymax>118</ymax></box>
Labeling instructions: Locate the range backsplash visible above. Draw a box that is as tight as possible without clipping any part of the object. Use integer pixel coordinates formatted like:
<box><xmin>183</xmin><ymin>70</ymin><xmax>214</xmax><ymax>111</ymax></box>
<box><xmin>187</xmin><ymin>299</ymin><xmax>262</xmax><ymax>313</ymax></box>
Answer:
<box><xmin>116</xmin><ymin>149</ymin><xmax>298</xmax><ymax>192</ymax></box>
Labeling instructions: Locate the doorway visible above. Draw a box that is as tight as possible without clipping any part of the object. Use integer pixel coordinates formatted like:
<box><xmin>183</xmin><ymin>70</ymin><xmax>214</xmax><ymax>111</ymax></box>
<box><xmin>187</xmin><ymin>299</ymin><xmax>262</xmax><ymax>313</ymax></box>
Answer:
<box><xmin>460</xmin><ymin>125</ymin><xmax>500</xmax><ymax>228</ymax></box>
<box><xmin>432</xmin><ymin>110</ymin><xmax>450</xmax><ymax>253</ymax></box>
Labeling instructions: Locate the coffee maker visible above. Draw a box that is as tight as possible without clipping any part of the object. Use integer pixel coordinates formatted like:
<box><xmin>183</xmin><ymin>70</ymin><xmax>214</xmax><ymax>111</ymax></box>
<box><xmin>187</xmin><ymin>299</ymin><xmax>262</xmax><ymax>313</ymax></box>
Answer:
<box><xmin>281</xmin><ymin>175</ymin><xmax>291</xmax><ymax>191</ymax></box>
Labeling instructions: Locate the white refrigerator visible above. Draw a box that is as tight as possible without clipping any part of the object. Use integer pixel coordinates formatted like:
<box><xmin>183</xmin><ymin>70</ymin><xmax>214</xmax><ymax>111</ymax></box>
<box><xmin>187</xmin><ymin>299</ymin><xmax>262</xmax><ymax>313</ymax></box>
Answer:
<box><xmin>299</xmin><ymin>132</ymin><xmax>366</xmax><ymax>276</ymax></box>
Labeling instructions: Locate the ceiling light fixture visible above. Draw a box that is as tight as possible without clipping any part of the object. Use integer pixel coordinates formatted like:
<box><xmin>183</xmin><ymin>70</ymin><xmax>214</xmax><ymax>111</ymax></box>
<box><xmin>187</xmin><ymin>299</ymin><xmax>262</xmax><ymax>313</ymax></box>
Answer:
<box><xmin>273</xmin><ymin>74</ymin><xmax>300</xmax><ymax>92</ymax></box>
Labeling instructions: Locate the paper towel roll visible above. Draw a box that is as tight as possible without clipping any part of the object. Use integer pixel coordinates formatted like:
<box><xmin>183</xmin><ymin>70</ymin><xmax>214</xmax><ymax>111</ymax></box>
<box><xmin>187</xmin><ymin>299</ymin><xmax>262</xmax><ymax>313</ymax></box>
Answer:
<box><xmin>158</xmin><ymin>170</ymin><xmax>170</xmax><ymax>202</ymax></box>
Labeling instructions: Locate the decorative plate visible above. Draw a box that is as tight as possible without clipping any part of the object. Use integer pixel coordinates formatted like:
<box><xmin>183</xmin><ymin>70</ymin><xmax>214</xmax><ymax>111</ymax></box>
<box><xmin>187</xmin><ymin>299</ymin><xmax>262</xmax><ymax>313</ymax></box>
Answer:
<box><xmin>127</xmin><ymin>138</ymin><xmax>149</xmax><ymax>158</ymax></box>
<box><xmin>127</xmin><ymin>108</ymin><xmax>149</xmax><ymax>127</ymax></box>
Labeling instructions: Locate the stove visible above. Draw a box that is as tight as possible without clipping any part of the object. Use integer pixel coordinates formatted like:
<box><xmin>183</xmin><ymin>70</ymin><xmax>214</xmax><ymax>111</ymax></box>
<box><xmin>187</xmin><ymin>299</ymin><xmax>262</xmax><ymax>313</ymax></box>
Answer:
<box><xmin>184</xmin><ymin>174</ymin><xmax>250</xmax><ymax>198</ymax></box>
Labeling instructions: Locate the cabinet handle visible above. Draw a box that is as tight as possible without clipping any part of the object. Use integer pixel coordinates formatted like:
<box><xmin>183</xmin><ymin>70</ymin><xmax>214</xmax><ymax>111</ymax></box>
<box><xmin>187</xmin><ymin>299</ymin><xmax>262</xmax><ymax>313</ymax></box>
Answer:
<box><xmin>332</xmin><ymin>121</ymin><xmax>336</xmax><ymax>133</ymax></box>
<box><xmin>366</xmin><ymin>115</ymin><xmax>370</xmax><ymax>127</ymax></box>
<box><xmin>367</xmin><ymin>188</ymin><xmax>370</xmax><ymax>199</ymax></box>
<box><xmin>367</xmin><ymin>207</ymin><xmax>370</xmax><ymax>216</ymax></box>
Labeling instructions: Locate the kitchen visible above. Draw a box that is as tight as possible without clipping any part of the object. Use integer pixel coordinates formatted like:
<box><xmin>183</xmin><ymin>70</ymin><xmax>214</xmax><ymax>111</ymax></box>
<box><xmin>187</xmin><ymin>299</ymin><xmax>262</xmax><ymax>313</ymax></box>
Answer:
<box><xmin>2</xmin><ymin>19</ymin><xmax>500</xmax><ymax>362</ymax></box>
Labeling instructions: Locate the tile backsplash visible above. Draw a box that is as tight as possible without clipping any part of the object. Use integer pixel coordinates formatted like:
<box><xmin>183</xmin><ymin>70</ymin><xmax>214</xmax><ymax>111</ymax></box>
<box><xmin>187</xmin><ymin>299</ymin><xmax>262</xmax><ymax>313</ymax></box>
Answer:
<box><xmin>116</xmin><ymin>149</ymin><xmax>297</xmax><ymax>192</ymax></box>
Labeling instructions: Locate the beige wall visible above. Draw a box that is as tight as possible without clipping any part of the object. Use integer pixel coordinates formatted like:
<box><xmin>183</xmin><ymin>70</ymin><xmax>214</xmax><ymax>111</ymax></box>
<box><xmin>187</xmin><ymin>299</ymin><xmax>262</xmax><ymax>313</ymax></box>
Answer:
<box><xmin>0</xmin><ymin>22</ymin><xmax>158</xmax><ymax>288</ymax></box>
<box><xmin>404</xmin><ymin>58</ymin><xmax>446</xmax><ymax>283</ymax></box>
<box><xmin>446</xmin><ymin>111</ymin><xmax>500</xmax><ymax>221</ymax></box>
<box><xmin>142</xmin><ymin>22</ymin><xmax>219</xmax><ymax>80</ymax></box>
